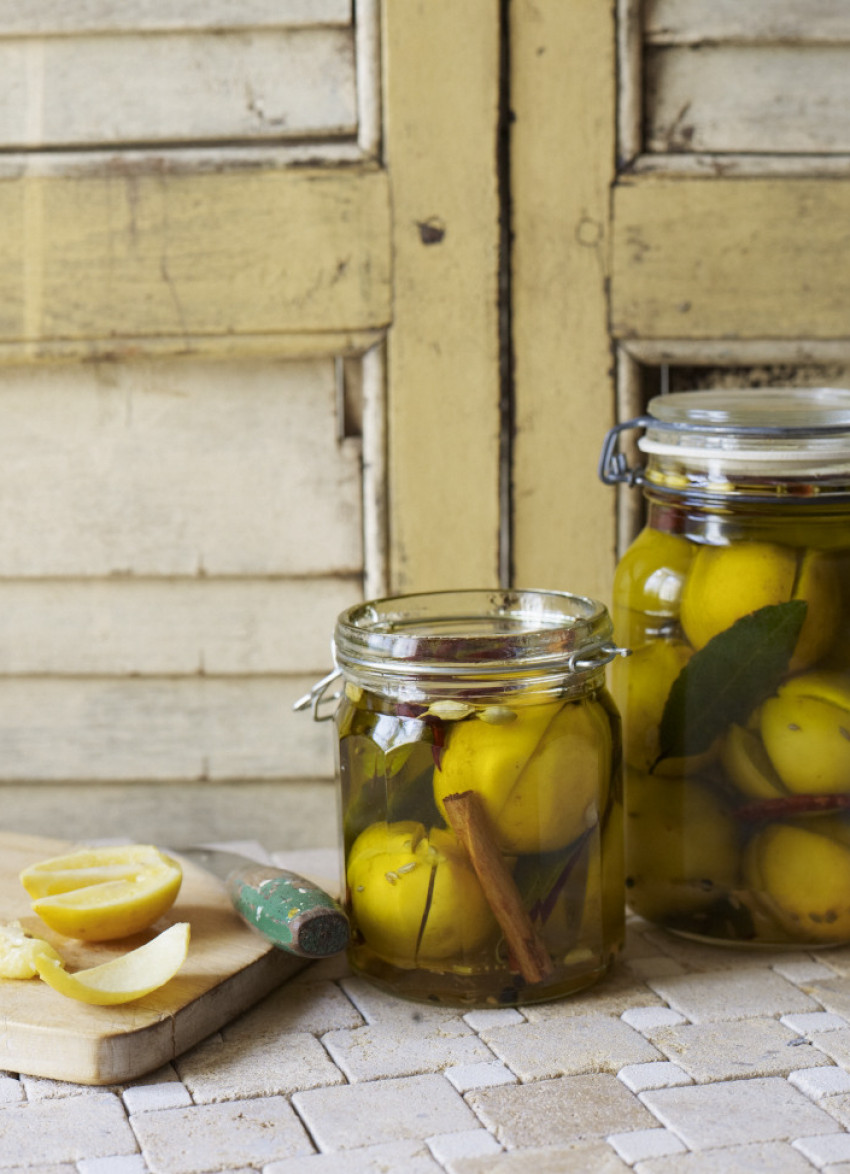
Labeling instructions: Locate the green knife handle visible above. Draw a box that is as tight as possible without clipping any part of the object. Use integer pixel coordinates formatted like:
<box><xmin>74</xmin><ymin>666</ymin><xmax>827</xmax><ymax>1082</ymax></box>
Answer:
<box><xmin>225</xmin><ymin>865</ymin><xmax>350</xmax><ymax>959</ymax></box>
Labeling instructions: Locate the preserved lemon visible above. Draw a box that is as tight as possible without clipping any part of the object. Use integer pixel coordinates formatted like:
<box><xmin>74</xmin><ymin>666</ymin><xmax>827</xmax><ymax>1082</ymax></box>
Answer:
<box><xmin>611</xmin><ymin>639</ymin><xmax>712</xmax><ymax>776</ymax></box>
<box><xmin>721</xmin><ymin>722</ymin><xmax>786</xmax><ymax>801</ymax></box>
<box><xmin>346</xmin><ymin>821</ymin><xmax>496</xmax><ymax>968</ymax></box>
<box><xmin>680</xmin><ymin>544</ymin><xmax>840</xmax><ymax>672</ymax></box>
<box><xmin>612</xmin><ymin>527</ymin><xmax>694</xmax><ymax>624</ymax></box>
<box><xmin>433</xmin><ymin>698</ymin><xmax>612</xmax><ymax>854</ymax></box>
<box><xmin>625</xmin><ymin>774</ymin><xmax>740</xmax><ymax>922</ymax></box>
<box><xmin>760</xmin><ymin>672</ymin><xmax>850</xmax><ymax>794</ymax></box>
<box><xmin>744</xmin><ymin>821</ymin><xmax>850</xmax><ymax>942</ymax></box>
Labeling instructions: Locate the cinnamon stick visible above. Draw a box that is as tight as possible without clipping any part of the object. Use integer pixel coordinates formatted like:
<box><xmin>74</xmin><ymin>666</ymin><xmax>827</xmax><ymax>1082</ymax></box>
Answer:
<box><xmin>443</xmin><ymin>790</ymin><xmax>553</xmax><ymax>985</ymax></box>
<box><xmin>736</xmin><ymin>793</ymin><xmax>850</xmax><ymax>822</ymax></box>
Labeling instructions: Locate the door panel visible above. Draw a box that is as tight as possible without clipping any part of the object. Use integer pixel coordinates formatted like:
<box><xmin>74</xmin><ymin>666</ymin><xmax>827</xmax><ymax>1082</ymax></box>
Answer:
<box><xmin>0</xmin><ymin>168</ymin><xmax>390</xmax><ymax>349</ymax></box>
<box><xmin>0</xmin><ymin>358</ymin><xmax>362</xmax><ymax>576</ymax></box>
<box><xmin>382</xmin><ymin>1</ymin><xmax>503</xmax><ymax>594</ymax></box>
<box><xmin>609</xmin><ymin>0</ymin><xmax>850</xmax><ymax>559</ymax></box>
<box><xmin>612</xmin><ymin>177</ymin><xmax>850</xmax><ymax>340</ymax></box>
<box><xmin>0</xmin><ymin>678</ymin><xmax>333</xmax><ymax>782</ymax></box>
<box><xmin>510</xmin><ymin>0</ymin><xmax>850</xmax><ymax>602</ymax></box>
<box><xmin>509</xmin><ymin>0</ymin><xmax>617</xmax><ymax>603</ymax></box>
<box><xmin>0</xmin><ymin>5</ymin><xmax>378</xmax><ymax>788</ymax></box>
<box><xmin>643</xmin><ymin>3</ymin><xmax>850</xmax><ymax>155</ymax></box>
<box><xmin>0</xmin><ymin>1</ymin><xmax>505</xmax><ymax>801</ymax></box>
<box><xmin>0</xmin><ymin>26</ymin><xmax>356</xmax><ymax>148</ymax></box>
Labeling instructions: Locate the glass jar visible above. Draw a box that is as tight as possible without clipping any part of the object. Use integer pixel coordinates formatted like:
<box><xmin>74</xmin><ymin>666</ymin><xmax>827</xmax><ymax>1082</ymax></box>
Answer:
<box><xmin>599</xmin><ymin>387</ymin><xmax>850</xmax><ymax>947</ymax></box>
<box><xmin>300</xmin><ymin>589</ymin><xmax>625</xmax><ymax>1007</ymax></box>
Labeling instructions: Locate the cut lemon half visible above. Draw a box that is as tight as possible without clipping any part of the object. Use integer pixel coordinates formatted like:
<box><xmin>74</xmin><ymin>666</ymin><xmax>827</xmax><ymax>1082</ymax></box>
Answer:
<box><xmin>20</xmin><ymin>844</ymin><xmax>183</xmax><ymax>941</ymax></box>
<box><xmin>33</xmin><ymin>922</ymin><xmax>191</xmax><ymax>1005</ymax></box>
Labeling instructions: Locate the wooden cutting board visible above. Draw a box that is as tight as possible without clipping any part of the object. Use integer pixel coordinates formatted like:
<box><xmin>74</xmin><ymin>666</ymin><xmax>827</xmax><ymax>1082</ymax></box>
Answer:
<box><xmin>0</xmin><ymin>830</ymin><xmax>318</xmax><ymax>1086</ymax></box>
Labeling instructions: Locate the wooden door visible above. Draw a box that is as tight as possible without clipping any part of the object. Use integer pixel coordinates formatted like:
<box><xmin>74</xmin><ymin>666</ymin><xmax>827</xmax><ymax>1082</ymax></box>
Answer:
<box><xmin>509</xmin><ymin>0</ymin><xmax>850</xmax><ymax>602</ymax></box>
<box><xmin>0</xmin><ymin>1</ymin><xmax>504</xmax><ymax>823</ymax></box>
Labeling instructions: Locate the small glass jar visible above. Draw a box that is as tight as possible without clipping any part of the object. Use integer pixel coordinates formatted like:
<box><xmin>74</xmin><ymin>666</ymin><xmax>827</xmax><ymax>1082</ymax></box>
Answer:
<box><xmin>301</xmin><ymin>589</ymin><xmax>625</xmax><ymax>1007</ymax></box>
<box><xmin>600</xmin><ymin>387</ymin><xmax>850</xmax><ymax>947</ymax></box>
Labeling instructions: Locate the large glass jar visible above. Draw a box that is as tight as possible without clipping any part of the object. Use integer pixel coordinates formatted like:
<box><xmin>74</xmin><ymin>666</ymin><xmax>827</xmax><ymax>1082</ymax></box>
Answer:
<box><xmin>302</xmin><ymin>589</ymin><xmax>625</xmax><ymax>1007</ymax></box>
<box><xmin>600</xmin><ymin>387</ymin><xmax>850</xmax><ymax>947</ymax></box>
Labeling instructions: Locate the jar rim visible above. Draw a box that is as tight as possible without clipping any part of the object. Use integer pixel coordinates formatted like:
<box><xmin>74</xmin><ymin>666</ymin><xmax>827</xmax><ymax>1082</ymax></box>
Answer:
<box><xmin>333</xmin><ymin>589</ymin><xmax>615</xmax><ymax>684</ymax></box>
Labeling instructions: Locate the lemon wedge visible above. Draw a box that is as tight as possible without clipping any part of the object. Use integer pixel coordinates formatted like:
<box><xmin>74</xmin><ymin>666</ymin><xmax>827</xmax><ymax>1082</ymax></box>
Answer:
<box><xmin>33</xmin><ymin>922</ymin><xmax>190</xmax><ymax>1005</ymax></box>
<box><xmin>20</xmin><ymin>845</ymin><xmax>183</xmax><ymax>941</ymax></box>
<box><xmin>0</xmin><ymin>921</ymin><xmax>62</xmax><ymax>979</ymax></box>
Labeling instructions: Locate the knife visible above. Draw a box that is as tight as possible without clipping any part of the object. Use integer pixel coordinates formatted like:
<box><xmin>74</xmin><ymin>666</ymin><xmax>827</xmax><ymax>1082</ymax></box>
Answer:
<box><xmin>173</xmin><ymin>846</ymin><xmax>350</xmax><ymax>960</ymax></box>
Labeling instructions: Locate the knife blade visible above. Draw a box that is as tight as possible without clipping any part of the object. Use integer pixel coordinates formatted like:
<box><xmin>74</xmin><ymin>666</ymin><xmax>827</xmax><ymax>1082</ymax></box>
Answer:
<box><xmin>173</xmin><ymin>846</ymin><xmax>349</xmax><ymax>960</ymax></box>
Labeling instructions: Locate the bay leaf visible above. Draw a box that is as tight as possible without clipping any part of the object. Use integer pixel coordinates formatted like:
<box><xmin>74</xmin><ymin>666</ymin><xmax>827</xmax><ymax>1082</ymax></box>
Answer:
<box><xmin>654</xmin><ymin>599</ymin><xmax>807</xmax><ymax>768</ymax></box>
<box><xmin>513</xmin><ymin>833</ymin><xmax>590</xmax><ymax>926</ymax></box>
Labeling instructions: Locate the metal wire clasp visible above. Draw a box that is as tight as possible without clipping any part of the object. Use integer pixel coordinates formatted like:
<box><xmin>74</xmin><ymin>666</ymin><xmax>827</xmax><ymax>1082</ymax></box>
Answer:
<box><xmin>597</xmin><ymin>416</ymin><xmax>652</xmax><ymax>487</ymax></box>
<box><xmin>566</xmin><ymin>642</ymin><xmax>631</xmax><ymax>674</ymax></box>
<box><xmin>292</xmin><ymin>668</ymin><xmax>343</xmax><ymax>722</ymax></box>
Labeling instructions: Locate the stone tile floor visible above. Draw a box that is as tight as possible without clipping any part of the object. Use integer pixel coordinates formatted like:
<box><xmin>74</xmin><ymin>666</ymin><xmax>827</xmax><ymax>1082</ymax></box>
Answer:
<box><xmin>6</xmin><ymin>846</ymin><xmax>850</xmax><ymax>1173</ymax></box>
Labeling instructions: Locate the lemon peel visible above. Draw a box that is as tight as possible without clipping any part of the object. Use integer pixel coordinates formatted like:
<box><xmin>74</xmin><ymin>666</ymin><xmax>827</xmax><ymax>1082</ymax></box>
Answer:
<box><xmin>33</xmin><ymin>922</ymin><xmax>191</xmax><ymax>1005</ymax></box>
<box><xmin>20</xmin><ymin>844</ymin><xmax>182</xmax><ymax>941</ymax></box>
<box><xmin>0</xmin><ymin>921</ymin><xmax>62</xmax><ymax>979</ymax></box>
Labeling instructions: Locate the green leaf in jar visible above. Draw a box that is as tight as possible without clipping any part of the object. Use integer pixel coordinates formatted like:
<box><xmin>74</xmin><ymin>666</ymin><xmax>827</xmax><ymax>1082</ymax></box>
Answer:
<box><xmin>654</xmin><ymin>599</ymin><xmax>808</xmax><ymax>769</ymax></box>
<box><xmin>513</xmin><ymin>833</ymin><xmax>591</xmax><ymax>926</ymax></box>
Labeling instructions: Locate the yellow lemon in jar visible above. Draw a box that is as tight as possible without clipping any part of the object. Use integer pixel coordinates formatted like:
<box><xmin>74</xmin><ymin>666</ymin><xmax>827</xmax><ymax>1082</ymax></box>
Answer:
<box><xmin>744</xmin><ymin>819</ymin><xmax>850</xmax><ymax>942</ymax></box>
<box><xmin>613</xmin><ymin>527</ymin><xmax>694</xmax><ymax>619</ymax></box>
<box><xmin>346</xmin><ymin>821</ymin><xmax>496</xmax><ymax>967</ymax></box>
<box><xmin>680</xmin><ymin>543</ymin><xmax>840</xmax><ymax>673</ymax></box>
<box><xmin>625</xmin><ymin>773</ymin><xmax>739</xmax><ymax>922</ymax></box>
<box><xmin>433</xmin><ymin>698</ymin><xmax>613</xmax><ymax>854</ymax></box>
<box><xmin>612</xmin><ymin>639</ymin><xmax>712</xmax><ymax>776</ymax></box>
<box><xmin>721</xmin><ymin>721</ymin><xmax>787</xmax><ymax>801</ymax></box>
<box><xmin>760</xmin><ymin>671</ymin><xmax>850</xmax><ymax>795</ymax></box>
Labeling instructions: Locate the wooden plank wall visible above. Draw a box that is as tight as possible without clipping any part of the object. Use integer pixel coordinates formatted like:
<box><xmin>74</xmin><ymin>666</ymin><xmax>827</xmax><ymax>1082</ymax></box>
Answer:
<box><xmin>0</xmin><ymin>2</ymin><xmax>373</xmax><ymax>788</ymax></box>
<box><xmin>0</xmin><ymin>356</ymin><xmax>356</xmax><ymax>782</ymax></box>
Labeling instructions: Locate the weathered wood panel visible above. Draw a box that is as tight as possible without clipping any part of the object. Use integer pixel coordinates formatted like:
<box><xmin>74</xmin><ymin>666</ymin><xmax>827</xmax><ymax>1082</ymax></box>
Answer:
<box><xmin>510</xmin><ymin>0</ymin><xmax>618</xmax><ymax>604</ymax></box>
<box><xmin>611</xmin><ymin>175</ymin><xmax>850</xmax><ymax>340</ymax></box>
<box><xmin>0</xmin><ymin>1</ymin><xmax>350</xmax><ymax>35</ymax></box>
<box><xmin>0</xmin><ymin>677</ymin><xmax>334</xmax><ymax>782</ymax></box>
<box><xmin>644</xmin><ymin>0</ymin><xmax>850</xmax><ymax>43</ymax></box>
<box><xmin>0</xmin><ymin>166</ymin><xmax>391</xmax><ymax>344</ymax></box>
<box><xmin>383</xmin><ymin>0</ymin><xmax>502</xmax><ymax>593</ymax></box>
<box><xmin>0</xmin><ymin>28</ymin><xmax>356</xmax><ymax>149</ymax></box>
<box><xmin>645</xmin><ymin>44</ymin><xmax>850</xmax><ymax>154</ymax></box>
<box><xmin>0</xmin><ymin>579</ymin><xmax>357</xmax><ymax>676</ymax></box>
<box><xmin>0</xmin><ymin>357</ymin><xmax>362</xmax><ymax>576</ymax></box>
<box><xmin>3</xmin><ymin>781</ymin><xmax>340</xmax><ymax>852</ymax></box>
<box><xmin>0</xmin><ymin>2</ymin><xmax>381</xmax><ymax>791</ymax></box>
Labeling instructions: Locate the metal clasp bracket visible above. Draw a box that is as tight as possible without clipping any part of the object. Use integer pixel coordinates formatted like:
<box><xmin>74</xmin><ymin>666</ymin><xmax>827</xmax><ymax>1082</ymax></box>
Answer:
<box><xmin>292</xmin><ymin>668</ymin><xmax>343</xmax><ymax>722</ymax></box>
<box><xmin>597</xmin><ymin>416</ymin><xmax>652</xmax><ymax>487</ymax></box>
<box><xmin>566</xmin><ymin>643</ymin><xmax>631</xmax><ymax>674</ymax></box>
